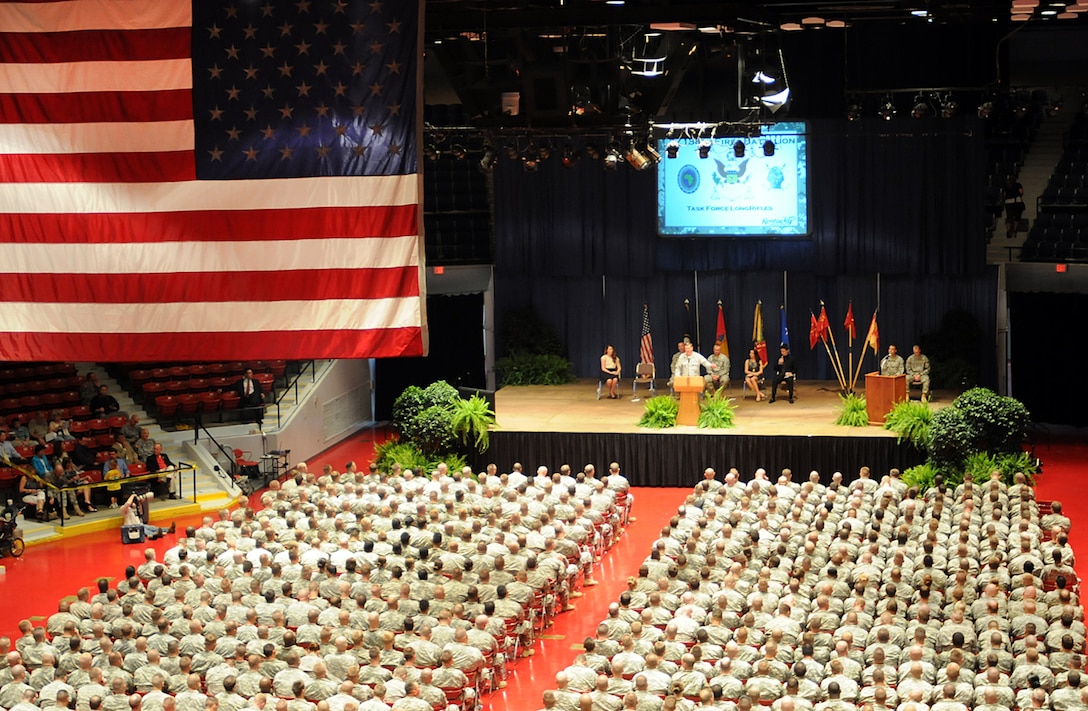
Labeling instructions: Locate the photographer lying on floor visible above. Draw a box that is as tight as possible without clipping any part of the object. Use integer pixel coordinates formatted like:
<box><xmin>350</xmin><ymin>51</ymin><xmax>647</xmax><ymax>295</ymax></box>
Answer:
<box><xmin>120</xmin><ymin>491</ymin><xmax>175</xmax><ymax>540</ymax></box>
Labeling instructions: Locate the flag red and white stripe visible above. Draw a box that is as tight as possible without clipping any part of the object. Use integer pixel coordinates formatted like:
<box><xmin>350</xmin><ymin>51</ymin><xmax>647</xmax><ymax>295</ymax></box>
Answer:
<box><xmin>0</xmin><ymin>0</ymin><xmax>424</xmax><ymax>361</ymax></box>
<box><xmin>639</xmin><ymin>304</ymin><xmax>654</xmax><ymax>365</ymax></box>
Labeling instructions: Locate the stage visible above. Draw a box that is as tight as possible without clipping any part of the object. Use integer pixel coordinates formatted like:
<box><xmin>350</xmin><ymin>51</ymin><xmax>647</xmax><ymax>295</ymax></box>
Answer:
<box><xmin>480</xmin><ymin>380</ymin><xmax>942</xmax><ymax>486</ymax></box>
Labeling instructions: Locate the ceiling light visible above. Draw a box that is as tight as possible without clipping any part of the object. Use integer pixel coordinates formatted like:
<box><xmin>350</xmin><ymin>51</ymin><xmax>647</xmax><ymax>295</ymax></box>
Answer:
<box><xmin>801</xmin><ymin>16</ymin><xmax>825</xmax><ymax>25</ymax></box>
<box><xmin>478</xmin><ymin>146</ymin><xmax>495</xmax><ymax>172</ymax></box>
<box><xmin>665</xmin><ymin>140</ymin><xmax>680</xmax><ymax>159</ymax></box>
<box><xmin>603</xmin><ymin>145</ymin><xmax>621</xmax><ymax>170</ymax></box>
<box><xmin>879</xmin><ymin>97</ymin><xmax>896</xmax><ymax>121</ymax></box>
<box><xmin>733</xmin><ymin>140</ymin><xmax>746</xmax><ymax>158</ymax></box>
<box><xmin>846</xmin><ymin>103</ymin><xmax>862</xmax><ymax>121</ymax></box>
<box><xmin>698</xmin><ymin>139</ymin><xmax>712</xmax><ymax>159</ymax></box>
<box><xmin>911</xmin><ymin>9</ymin><xmax>929</xmax><ymax>16</ymax></box>
<box><xmin>450</xmin><ymin>144</ymin><xmax>467</xmax><ymax>160</ymax></box>
<box><xmin>625</xmin><ymin>145</ymin><xmax>652</xmax><ymax>171</ymax></box>
<box><xmin>763</xmin><ymin>141</ymin><xmax>775</xmax><ymax>157</ymax></box>
<box><xmin>505</xmin><ymin>144</ymin><xmax>520</xmax><ymax>161</ymax></box>
<box><xmin>561</xmin><ymin>146</ymin><xmax>580</xmax><ymax>169</ymax></box>
<box><xmin>911</xmin><ymin>95</ymin><xmax>930</xmax><ymax>119</ymax></box>
<box><xmin>826</xmin><ymin>19</ymin><xmax>848</xmax><ymax>27</ymax></box>
<box><xmin>752</xmin><ymin>70</ymin><xmax>777</xmax><ymax>84</ymax></box>
<box><xmin>1041</xmin><ymin>8</ymin><xmax>1058</xmax><ymax>14</ymax></box>
<box><xmin>780</xmin><ymin>22</ymin><xmax>803</xmax><ymax>31</ymax></box>
<box><xmin>940</xmin><ymin>96</ymin><xmax>959</xmax><ymax>119</ymax></box>
<box><xmin>522</xmin><ymin>155</ymin><xmax>540</xmax><ymax>173</ymax></box>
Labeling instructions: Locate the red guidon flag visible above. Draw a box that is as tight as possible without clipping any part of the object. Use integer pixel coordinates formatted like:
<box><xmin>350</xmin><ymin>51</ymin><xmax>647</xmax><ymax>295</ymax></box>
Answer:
<box><xmin>0</xmin><ymin>0</ymin><xmax>425</xmax><ymax>361</ymax></box>
<box><xmin>864</xmin><ymin>312</ymin><xmax>880</xmax><ymax>355</ymax></box>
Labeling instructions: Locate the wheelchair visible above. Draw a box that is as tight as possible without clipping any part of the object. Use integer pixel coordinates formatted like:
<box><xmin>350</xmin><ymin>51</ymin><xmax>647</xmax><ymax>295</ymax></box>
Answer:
<box><xmin>0</xmin><ymin>501</ymin><xmax>25</xmax><ymax>558</ymax></box>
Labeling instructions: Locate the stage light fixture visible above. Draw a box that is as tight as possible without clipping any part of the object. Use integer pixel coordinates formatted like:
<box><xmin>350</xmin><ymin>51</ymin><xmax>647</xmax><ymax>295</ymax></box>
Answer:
<box><xmin>603</xmin><ymin>145</ymin><xmax>621</xmax><ymax>170</ymax></box>
<box><xmin>978</xmin><ymin>101</ymin><xmax>994</xmax><ymax>119</ymax></box>
<box><xmin>698</xmin><ymin>139</ymin><xmax>712</xmax><ymax>159</ymax></box>
<box><xmin>665</xmin><ymin>140</ymin><xmax>680</xmax><ymax>158</ymax></box>
<box><xmin>644</xmin><ymin>143</ymin><xmax>662</xmax><ymax>164</ymax></box>
<box><xmin>763</xmin><ymin>140</ymin><xmax>775</xmax><ymax>157</ymax></box>
<box><xmin>733</xmin><ymin>140</ymin><xmax>746</xmax><ymax>158</ymax></box>
<box><xmin>940</xmin><ymin>95</ymin><xmax>958</xmax><ymax>119</ymax></box>
<box><xmin>561</xmin><ymin>146</ymin><xmax>581</xmax><ymax>169</ymax></box>
<box><xmin>846</xmin><ymin>102</ymin><xmax>862</xmax><ymax>121</ymax></box>
<box><xmin>585</xmin><ymin>143</ymin><xmax>602</xmax><ymax>160</ymax></box>
<box><xmin>478</xmin><ymin>146</ymin><xmax>495</xmax><ymax>172</ymax></box>
<box><xmin>451</xmin><ymin>144</ymin><xmax>467</xmax><ymax>159</ymax></box>
<box><xmin>910</xmin><ymin>94</ymin><xmax>930</xmax><ymax>119</ymax></box>
<box><xmin>522</xmin><ymin>155</ymin><xmax>540</xmax><ymax>173</ymax></box>
<box><xmin>625</xmin><ymin>144</ymin><xmax>651</xmax><ymax>171</ymax></box>
<box><xmin>879</xmin><ymin>96</ymin><xmax>896</xmax><ymax>121</ymax></box>
<box><xmin>505</xmin><ymin>144</ymin><xmax>520</xmax><ymax>160</ymax></box>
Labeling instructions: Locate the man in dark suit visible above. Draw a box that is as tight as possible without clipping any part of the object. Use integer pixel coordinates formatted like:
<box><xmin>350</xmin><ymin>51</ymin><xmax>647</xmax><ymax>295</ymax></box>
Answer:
<box><xmin>236</xmin><ymin>368</ymin><xmax>264</xmax><ymax>426</ymax></box>
<box><xmin>769</xmin><ymin>342</ymin><xmax>796</xmax><ymax>404</ymax></box>
<box><xmin>89</xmin><ymin>385</ymin><xmax>120</xmax><ymax>416</ymax></box>
<box><xmin>145</xmin><ymin>443</ymin><xmax>177</xmax><ymax>498</ymax></box>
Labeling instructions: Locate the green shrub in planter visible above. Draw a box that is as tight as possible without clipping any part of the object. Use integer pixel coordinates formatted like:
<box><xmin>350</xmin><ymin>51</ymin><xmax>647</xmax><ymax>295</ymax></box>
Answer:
<box><xmin>638</xmin><ymin>395</ymin><xmax>678</xmax><ymax>429</ymax></box>
<box><xmin>391</xmin><ymin>385</ymin><xmax>426</xmax><ymax>439</ymax></box>
<box><xmin>927</xmin><ymin>406</ymin><xmax>973</xmax><ymax>474</ymax></box>
<box><xmin>374</xmin><ymin>439</ymin><xmax>431</xmax><ymax>474</ymax></box>
<box><xmin>496</xmin><ymin>352</ymin><xmax>575</xmax><ymax>386</ymax></box>
<box><xmin>953</xmin><ymin>387</ymin><xmax>1030</xmax><ymax>454</ymax></box>
<box><xmin>412</xmin><ymin>405</ymin><xmax>455</xmax><ymax>456</ymax></box>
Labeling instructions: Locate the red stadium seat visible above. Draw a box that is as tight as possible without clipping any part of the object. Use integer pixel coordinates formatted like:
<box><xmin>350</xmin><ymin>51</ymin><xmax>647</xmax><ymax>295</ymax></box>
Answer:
<box><xmin>87</xmin><ymin>418</ymin><xmax>110</xmax><ymax>435</ymax></box>
<box><xmin>68</xmin><ymin>405</ymin><xmax>91</xmax><ymax>421</ymax></box>
<box><xmin>155</xmin><ymin>395</ymin><xmax>179</xmax><ymax>418</ymax></box>
<box><xmin>61</xmin><ymin>390</ymin><xmax>81</xmax><ymax>405</ymax></box>
<box><xmin>129</xmin><ymin>461</ymin><xmax>148</xmax><ymax>475</ymax></box>
<box><xmin>69</xmin><ymin>421</ymin><xmax>91</xmax><ymax>439</ymax></box>
<box><xmin>107</xmin><ymin>415</ymin><xmax>127</xmax><ymax>432</ymax></box>
<box><xmin>178</xmin><ymin>394</ymin><xmax>200</xmax><ymax>417</ymax></box>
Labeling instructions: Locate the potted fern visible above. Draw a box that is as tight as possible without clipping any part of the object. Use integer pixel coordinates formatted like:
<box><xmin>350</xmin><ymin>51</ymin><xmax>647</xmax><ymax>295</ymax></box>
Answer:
<box><xmin>638</xmin><ymin>395</ymin><xmax>679</xmax><ymax>429</ymax></box>
<box><xmin>833</xmin><ymin>393</ymin><xmax>869</xmax><ymax>427</ymax></box>
<box><xmin>450</xmin><ymin>394</ymin><xmax>497</xmax><ymax>452</ymax></box>
<box><xmin>698</xmin><ymin>389</ymin><xmax>736</xmax><ymax>429</ymax></box>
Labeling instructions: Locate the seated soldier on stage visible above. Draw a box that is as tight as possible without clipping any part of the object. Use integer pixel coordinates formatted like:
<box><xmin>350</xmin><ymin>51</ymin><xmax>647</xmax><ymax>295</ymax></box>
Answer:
<box><xmin>704</xmin><ymin>343</ymin><xmax>730</xmax><ymax>393</ymax></box>
<box><xmin>905</xmin><ymin>344</ymin><xmax>931</xmax><ymax>401</ymax></box>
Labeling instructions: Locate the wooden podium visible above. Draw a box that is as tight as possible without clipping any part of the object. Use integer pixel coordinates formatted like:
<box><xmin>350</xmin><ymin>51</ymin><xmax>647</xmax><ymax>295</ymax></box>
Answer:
<box><xmin>865</xmin><ymin>372</ymin><xmax>906</xmax><ymax>425</ymax></box>
<box><xmin>674</xmin><ymin>376</ymin><xmax>704</xmax><ymax>426</ymax></box>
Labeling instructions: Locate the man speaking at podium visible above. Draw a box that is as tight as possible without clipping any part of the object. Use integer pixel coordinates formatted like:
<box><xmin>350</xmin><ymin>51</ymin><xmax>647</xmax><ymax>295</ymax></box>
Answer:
<box><xmin>673</xmin><ymin>342</ymin><xmax>718</xmax><ymax>390</ymax></box>
<box><xmin>880</xmin><ymin>345</ymin><xmax>905</xmax><ymax>377</ymax></box>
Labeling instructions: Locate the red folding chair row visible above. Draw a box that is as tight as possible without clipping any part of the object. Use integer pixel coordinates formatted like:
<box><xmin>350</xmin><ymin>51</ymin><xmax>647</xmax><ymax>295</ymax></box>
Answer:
<box><xmin>0</xmin><ymin>363</ymin><xmax>76</xmax><ymax>383</ymax></box>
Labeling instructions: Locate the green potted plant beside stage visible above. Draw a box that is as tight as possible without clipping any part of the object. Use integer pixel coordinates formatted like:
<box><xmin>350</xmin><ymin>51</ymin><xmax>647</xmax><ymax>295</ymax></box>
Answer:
<box><xmin>833</xmin><ymin>393</ymin><xmax>869</xmax><ymax>427</ymax></box>
<box><xmin>697</xmin><ymin>389</ymin><xmax>737</xmax><ymax>429</ymax></box>
<box><xmin>638</xmin><ymin>395</ymin><xmax>679</xmax><ymax>429</ymax></box>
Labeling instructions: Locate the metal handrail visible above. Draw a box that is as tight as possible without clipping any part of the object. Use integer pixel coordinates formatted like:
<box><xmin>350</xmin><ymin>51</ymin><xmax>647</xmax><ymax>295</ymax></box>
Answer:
<box><xmin>192</xmin><ymin>414</ymin><xmax>239</xmax><ymax>479</ymax></box>
<box><xmin>270</xmin><ymin>360</ymin><xmax>317</xmax><ymax>426</ymax></box>
<box><xmin>22</xmin><ymin>464</ymin><xmax>197</xmax><ymax>527</ymax></box>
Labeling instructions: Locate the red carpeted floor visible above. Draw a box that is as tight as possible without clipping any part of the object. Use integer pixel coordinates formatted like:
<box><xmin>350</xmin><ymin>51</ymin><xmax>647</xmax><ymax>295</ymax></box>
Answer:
<box><xmin>1028</xmin><ymin>436</ymin><xmax>1088</xmax><ymax>619</ymax></box>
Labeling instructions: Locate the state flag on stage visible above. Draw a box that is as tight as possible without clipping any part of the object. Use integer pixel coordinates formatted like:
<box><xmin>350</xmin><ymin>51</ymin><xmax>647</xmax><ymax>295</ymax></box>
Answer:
<box><xmin>752</xmin><ymin>302</ymin><xmax>767</xmax><ymax>364</ymax></box>
<box><xmin>809</xmin><ymin>313</ymin><xmax>820</xmax><ymax>350</ymax></box>
<box><xmin>865</xmin><ymin>312</ymin><xmax>880</xmax><ymax>355</ymax></box>
<box><xmin>844</xmin><ymin>302</ymin><xmax>857</xmax><ymax>340</ymax></box>
<box><xmin>715</xmin><ymin>302</ymin><xmax>729</xmax><ymax>357</ymax></box>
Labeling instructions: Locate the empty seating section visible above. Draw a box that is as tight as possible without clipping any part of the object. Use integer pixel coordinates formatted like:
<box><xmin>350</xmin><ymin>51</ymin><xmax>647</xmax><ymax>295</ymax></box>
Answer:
<box><xmin>0</xmin><ymin>363</ymin><xmax>79</xmax><ymax>419</ymax></box>
<box><xmin>1023</xmin><ymin>108</ymin><xmax>1088</xmax><ymax>262</ymax></box>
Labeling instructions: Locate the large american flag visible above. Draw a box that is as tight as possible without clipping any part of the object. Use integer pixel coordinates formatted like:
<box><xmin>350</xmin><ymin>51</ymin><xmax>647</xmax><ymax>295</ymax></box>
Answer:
<box><xmin>0</xmin><ymin>0</ymin><xmax>425</xmax><ymax>361</ymax></box>
<box><xmin>639</xmin><ymin>303</ymin><xmax>654</xmax><ymax>365</ymax></box>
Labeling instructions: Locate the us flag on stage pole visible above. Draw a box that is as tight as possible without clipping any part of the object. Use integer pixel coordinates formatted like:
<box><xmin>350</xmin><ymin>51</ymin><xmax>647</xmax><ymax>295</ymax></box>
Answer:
<box><xmin>0</xmin><ymin>0</ymin><xmax>425</xmax><ymax>361</ymax></box>
<box><xmin>639</xmin><ymin>304</ymin><xmax>654</xmax><ymax>364</ymax></box>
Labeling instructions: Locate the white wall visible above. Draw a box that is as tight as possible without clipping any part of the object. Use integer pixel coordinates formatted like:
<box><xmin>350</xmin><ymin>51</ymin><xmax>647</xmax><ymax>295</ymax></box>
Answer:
<box><xmin>194</xmin><ymin>359</ymin><xmax>374</xmax><ymax>476</ymax></box>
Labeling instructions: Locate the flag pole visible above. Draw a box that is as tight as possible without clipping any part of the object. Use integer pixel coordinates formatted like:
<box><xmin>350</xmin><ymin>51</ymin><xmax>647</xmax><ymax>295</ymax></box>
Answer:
<box><xmin>847</xmin><ymin>324</ymin><xmax>854</xmax><ymax>396</ymax></box>
<box><xmin>851</xmin><ymin>310</ymin><xmax>876</xmax><ymax>392</ymax></box>
<box><xmin>821</xmin><ymin>302</ymin><xmax>848</xmax><ymax>394</ymax></box>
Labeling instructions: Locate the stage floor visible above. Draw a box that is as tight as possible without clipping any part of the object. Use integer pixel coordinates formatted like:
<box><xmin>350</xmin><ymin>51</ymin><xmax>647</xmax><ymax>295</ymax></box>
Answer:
<box><xmin>494</xmin><ymin>380</ymin><xmax>949</xmax><ymax>438</ymax></box>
